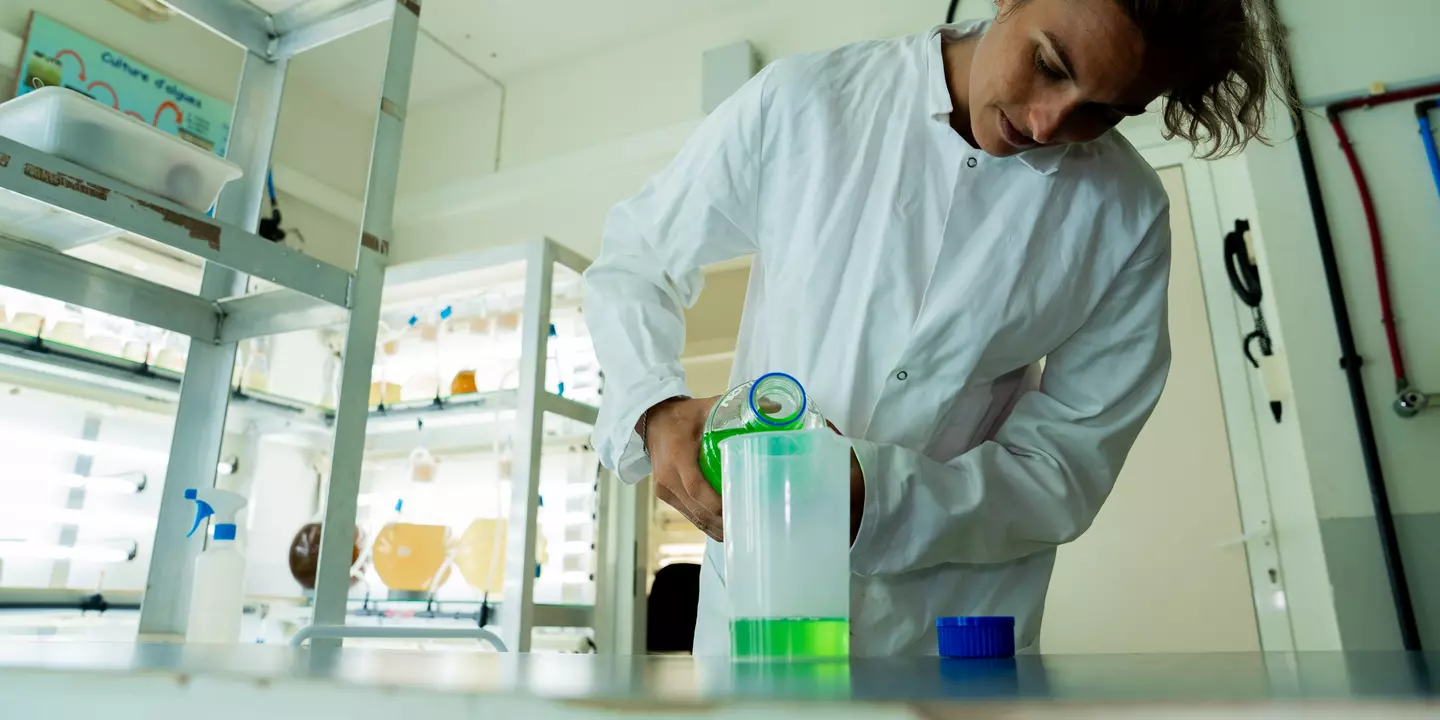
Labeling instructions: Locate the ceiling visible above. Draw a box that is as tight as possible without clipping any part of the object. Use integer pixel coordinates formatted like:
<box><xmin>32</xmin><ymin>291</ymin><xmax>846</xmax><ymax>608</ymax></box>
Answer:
<box><xmin>418</xmin><ymin>0</ymin><xmax>754</xmax><ymax>78</ymax></box>
<box><xmin>285</xmin><ymin>0</ymin><xmax>761</xmax><ymax>112</ymax></box>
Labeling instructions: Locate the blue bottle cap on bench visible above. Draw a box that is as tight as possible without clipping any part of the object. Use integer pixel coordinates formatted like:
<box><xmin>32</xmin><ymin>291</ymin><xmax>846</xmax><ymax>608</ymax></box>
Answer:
<box><xmin>936</xmin><ymin>616</ymin><xmax>1016</xmax><ymax>659</ymax></box>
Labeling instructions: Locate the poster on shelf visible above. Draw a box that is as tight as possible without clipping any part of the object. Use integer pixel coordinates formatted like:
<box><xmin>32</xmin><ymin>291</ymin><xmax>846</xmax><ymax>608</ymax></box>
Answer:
<box><xmin>13</xmin><ymin>12</ymin><xmax>234</xmax><ymax>157</ymax></box>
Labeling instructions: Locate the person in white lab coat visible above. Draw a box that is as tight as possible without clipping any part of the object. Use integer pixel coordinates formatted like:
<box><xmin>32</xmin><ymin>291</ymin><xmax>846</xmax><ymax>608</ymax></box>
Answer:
<box><xmin>585</xmin><ymin>0</ymin><xmax>1289</xmax><ymax>655</ymax></box>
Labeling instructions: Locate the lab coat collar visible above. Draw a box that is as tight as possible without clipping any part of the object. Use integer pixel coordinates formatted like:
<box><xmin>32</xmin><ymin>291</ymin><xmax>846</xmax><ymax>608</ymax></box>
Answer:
<box><xmin>925</xmin><ymin>23</ymin><xmax>1068</xmax><ymax>177</ymax></box>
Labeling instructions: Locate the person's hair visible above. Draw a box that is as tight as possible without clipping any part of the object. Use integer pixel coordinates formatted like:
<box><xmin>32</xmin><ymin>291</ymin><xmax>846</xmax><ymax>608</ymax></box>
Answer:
<box><xmin>1007</xmin><ymin>0</ymin><xmax>1296</xmax><ymax>158</ymax></box>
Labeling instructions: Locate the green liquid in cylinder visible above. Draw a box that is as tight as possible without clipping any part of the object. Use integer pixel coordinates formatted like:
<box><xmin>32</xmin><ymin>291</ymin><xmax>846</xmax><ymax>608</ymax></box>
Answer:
<box><xmin>730</xmin><ymin>617</ymin><xmax>850</xmax><ymax>659</ymax></box>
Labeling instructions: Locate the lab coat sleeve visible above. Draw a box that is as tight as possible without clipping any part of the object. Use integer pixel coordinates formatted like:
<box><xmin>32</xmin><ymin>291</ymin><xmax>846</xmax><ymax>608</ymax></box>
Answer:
<box><xmin>849</xmin><ymin>210</ymin><xmax>1173</xmax><ymax>575</ymax></box>
<box><xmin>583</xmin><ymin>65</ymin><xmax>773</xmax><ymax>485</ymax></box>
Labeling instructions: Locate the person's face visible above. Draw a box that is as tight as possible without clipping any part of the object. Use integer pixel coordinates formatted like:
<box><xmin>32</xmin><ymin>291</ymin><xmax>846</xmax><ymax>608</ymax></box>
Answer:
<box><xmin>968</xmin><ymin>0</ymin><xmax>1166</xmax><ymax>157</ymax></box>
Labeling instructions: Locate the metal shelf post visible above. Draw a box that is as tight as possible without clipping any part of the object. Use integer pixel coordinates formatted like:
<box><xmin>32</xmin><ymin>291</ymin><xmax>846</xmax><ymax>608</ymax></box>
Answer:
<box><xmin>499</xmin><ymin>240</ymin><xmax>557</xmax><ymax>653</ymax></box>
<box><xmin>594</xmin><ymin>469</ymin><xmax>648</xmax><ymax>654</ymax></box>
<box><xmin>138</xmin><ymin>50</ymin><xmax>288</xmax><ymax>637</ymax></box>
<box><xmin>309</xmin><ymin>0</ymin><xmax>421</xmax><ymax>647</ymax></box>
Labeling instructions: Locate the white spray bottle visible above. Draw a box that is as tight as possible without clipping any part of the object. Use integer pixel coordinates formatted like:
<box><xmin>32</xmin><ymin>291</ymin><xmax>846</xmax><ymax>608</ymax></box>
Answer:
<box><xmin>184</xmin><ymin>488</ymin><xmax>248</xmax><ymax>644</ymax></box>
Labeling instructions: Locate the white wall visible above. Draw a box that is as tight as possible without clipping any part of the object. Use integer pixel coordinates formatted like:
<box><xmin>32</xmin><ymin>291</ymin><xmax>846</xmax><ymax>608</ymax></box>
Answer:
<box><xmin>397</xmin><ymin>84</ymin><xmax>503</xmax><ymax>199</ymax></box>
<box><xmin>391</xmin><ymin>0</ymin><xmax>998</xmax><ymax>263</ymax></box>
<box><xmin>1041</xmin><ymin>166</ymin><xmax>1261</xmax><ymax>654</ymax></box>
<box><xmin>1240</xmin><ymin>0</ymin><xmax>1440</xmax><ymax>649</ymax></box>
<box><xmin>1272</xmin><ymin>0</ymin><xmax>1440</xmax><ymax>521</ymax></box>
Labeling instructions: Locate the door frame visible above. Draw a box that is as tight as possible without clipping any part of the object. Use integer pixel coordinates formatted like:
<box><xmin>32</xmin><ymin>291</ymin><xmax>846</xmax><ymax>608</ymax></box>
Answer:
<box><xmin>1135</xmin><ymin>140</ymin><xmax>1297</xmax><ymax>652</ymax></box>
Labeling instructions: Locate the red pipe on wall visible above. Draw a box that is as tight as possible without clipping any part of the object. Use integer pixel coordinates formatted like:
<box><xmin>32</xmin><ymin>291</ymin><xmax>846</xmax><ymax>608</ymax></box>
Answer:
<box><xmin>1327</xmin><ymin>114</ymin><xmax>1408</xmax><ymax>384</ymax></box>
<box><xmin>1324</xmin><ymin>80</ymin><xmax>1440</xmax><ymax>389</ymax></box>
<box><xmin>1328</xmin><ymin>82</ymin><xmax>1440</xmax><ymax>113</ymax></box>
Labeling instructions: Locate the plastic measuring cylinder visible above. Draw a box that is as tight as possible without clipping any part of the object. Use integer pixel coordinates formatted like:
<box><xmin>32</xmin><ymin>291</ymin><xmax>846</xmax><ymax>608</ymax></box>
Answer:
<box><xmin>700</xmin><ymin>372</ymin><xmax>828</xmax><ymax>495</ymax></box>
<box><xmin>722</xmin><ymin>430</ymin><xmax>851</xmax><ymax>659</ymax></box>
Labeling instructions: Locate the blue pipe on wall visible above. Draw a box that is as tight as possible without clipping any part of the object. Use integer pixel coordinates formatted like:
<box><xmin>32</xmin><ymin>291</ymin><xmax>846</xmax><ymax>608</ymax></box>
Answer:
<box><xmin>1419</xmin><ymin>99</ymin><xmax>1440</xmax><ymax>205</ymax></box>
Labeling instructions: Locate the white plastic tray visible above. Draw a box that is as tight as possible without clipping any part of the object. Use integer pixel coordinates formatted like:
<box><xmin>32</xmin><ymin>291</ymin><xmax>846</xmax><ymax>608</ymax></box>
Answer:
<box><xmin>0</xmin><ymin>87</ymin><xmax>242</xmax><ymax>213</ymax></box>
<box><xmin>0</xmin><ymin>187</ymin><xmax>123</xmax><ymax>251</ymax></box>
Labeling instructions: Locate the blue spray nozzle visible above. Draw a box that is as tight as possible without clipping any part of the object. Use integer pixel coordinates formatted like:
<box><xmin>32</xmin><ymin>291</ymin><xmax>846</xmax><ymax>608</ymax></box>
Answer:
<box><xmin>184</xmin><ymin>488</ymin><xmax>214</xmax><ymax>538</ymax></box>
<box><xmin>440</xmin><ymin>305</ymin><xmax>453</xmax><ymax>321</ymax></box>
<box><xmin>184</xmin><ymin>488</ymin><xmax>247</xmax><ymax>540</ymax></box>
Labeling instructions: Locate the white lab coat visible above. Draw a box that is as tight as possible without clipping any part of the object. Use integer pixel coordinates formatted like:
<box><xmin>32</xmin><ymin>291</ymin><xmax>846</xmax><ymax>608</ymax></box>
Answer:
<box><xmin>584</xmin><ymin>22</ymin><xmax>1172</xmax><ymax>656</ymax></box>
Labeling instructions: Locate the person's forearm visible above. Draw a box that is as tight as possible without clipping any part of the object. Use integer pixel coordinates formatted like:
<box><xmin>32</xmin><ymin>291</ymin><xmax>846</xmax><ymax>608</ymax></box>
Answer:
<box><xmin>583</xmin><ymin>254</ymin><xmax>693</xmax><ymax>482</ymax></box>
<box><xmin>848</xmin><ymin>359</ymin><xmax>1163</xmax><ymax>577</ymax></box>
<box><xmin>585</xmin><ymin>63</ymin><xmax>772</xmax><ymax>482</ymax></box>
<box><xmin>848</xmin><ymin>435</ymin><xmax>1118</xmax><ymax>575</ymax></box>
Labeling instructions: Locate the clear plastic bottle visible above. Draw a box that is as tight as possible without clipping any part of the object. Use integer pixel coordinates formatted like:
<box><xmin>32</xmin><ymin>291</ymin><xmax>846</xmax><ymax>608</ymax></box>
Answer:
<box><xmin>371</xmin><ymin>321</ymin><xmax>406</xmax><ymax>407</ymax></box>
<box><xmin>545</xmin><ymin>323</ymin><xmax>565</xmax><ymax>396</ymax></box>
<box><xmin>155</xmin><ymin>331</ymin><xmax>189</xmax><ymax>373</ymax></box>
<box><xmin>241</xmin><ymin>338</ymin><xmax>271</xmax><ymax>393</ymax></box>
<box><xmin>699</xmin><ymin>373</ymin><xmax>828</xmax><ymax>495</ymax></box>
<box><xmin>401</xmin><ymin>307</ymin><xmax>442</xmax><ymax>402</ymax></box>
<box><xmin>81</xmin><ymin>310</ymin><xmax>126</xmax><ymax>357</ymax></box>
<box><xmin>3</xmin><ymin>291</ymin><xmax>46</xmax><ymax>337</ymax></box>
<box><xmin>183</xmin><ymin>488</ymin><xmax>248</xmax><ymax>644</ymax></box>
<box><xmin>321</xmin><ymin>347</ymin><xmax>341</xmax><ymax>409</ymax></box>
<box><xmin>44</xmin><ymin>303</ymin><xmax>86</xmax><ymax>347</ymax></box>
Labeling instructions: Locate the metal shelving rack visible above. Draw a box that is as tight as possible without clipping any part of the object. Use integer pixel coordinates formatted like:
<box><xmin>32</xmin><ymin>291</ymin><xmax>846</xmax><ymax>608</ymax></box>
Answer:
<box><xmin>334</xmin><ymin>238</ymin><xmax>644</xmax><ymax>653</ymax></box>
<box><xmin>0</xmin><ymin>0</ymin><xmax>645</xmax><ymax>654</ymax></box>
<box><xmin>0</xmin><ymin>0</ymin><xmax>423</xmax><ymax>644</ymax></box>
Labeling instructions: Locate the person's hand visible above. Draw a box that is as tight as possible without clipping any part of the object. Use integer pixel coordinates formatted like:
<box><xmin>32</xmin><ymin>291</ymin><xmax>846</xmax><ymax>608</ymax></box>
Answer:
<box><xmin>644</xmin><ymin>396</ymin><xmax>724</xmax><ymax>541</ymax></box>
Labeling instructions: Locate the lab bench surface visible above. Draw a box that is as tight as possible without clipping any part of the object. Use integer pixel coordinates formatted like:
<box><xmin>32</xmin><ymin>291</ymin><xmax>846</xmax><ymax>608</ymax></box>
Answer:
<box><xmin>0</xmin><ymin>641</ymin><xmax>1438</xmax><ymax>719</ymax></box>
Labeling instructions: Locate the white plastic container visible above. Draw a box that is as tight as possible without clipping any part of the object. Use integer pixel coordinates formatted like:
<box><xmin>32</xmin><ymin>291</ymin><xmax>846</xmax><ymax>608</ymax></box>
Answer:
<box><xmin>183</xmin><ymin>488</ymin><xmax>248</xmax><ymax>644</ymax></box>
<box><xmin>722</xmin><ymin>430</ymin><xmax>852</xmax><ymax>659</ymax></box>
<box><xmin>0</xmin><ymin>187</ymin><xmax>122</xmax><ymax>251</ymax></box>
<box><xmin>0</xmin><ymin>87</ymin><xmax>242</xmax><ymax>212</ymax></box>
<box><xmin>187</xmin><ymin>534</ymin><xmax>246</xmax><ymax>644</ymax></box>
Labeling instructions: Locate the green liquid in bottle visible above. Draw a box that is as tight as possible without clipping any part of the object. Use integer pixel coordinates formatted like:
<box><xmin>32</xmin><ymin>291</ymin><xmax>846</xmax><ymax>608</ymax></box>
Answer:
<box><xmin>730</xmin><ymin>617</ymin><xmax>850</xmax><ymax>659</ymax></box>
<box><xmin>700</xmin><ymin>423</ymin><xmax>808</xmax><ymax>495</ymax></box>
<box><xmin>699</xmin><ymin>426</ymin><xmax>754</xmax><ymax>494</ymax></box>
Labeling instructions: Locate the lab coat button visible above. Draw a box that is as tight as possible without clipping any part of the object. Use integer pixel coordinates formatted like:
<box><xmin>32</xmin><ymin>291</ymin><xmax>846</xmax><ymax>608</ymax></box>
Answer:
<box><xmin>896</xmin><ymin>370</ymin><xmax>908</xmax><ymax>381</ymax></box>
<box><xmin>966</xmin><ymin>157</ymin><xmax>978</xmax><ymax>168</ymax></box>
